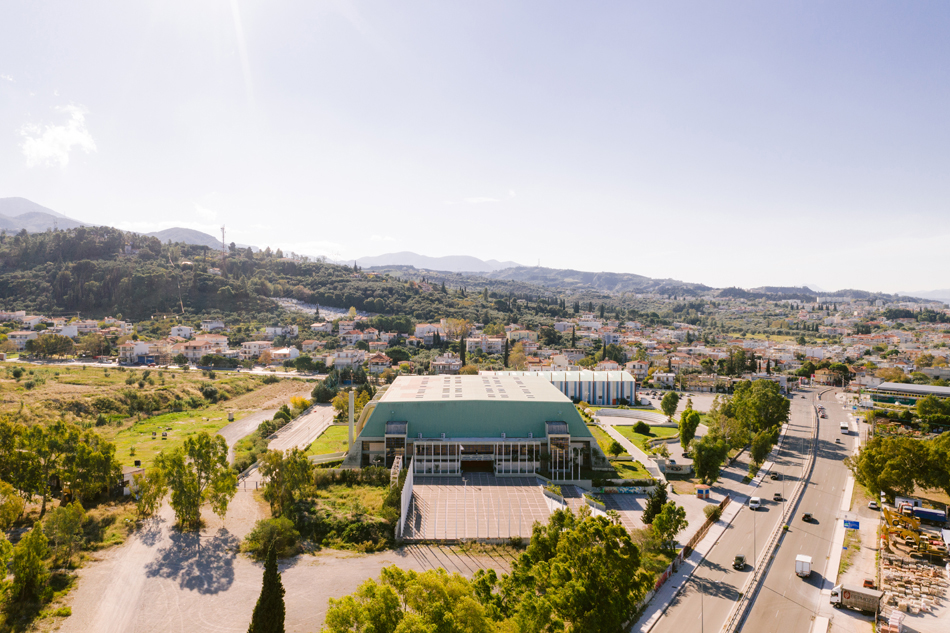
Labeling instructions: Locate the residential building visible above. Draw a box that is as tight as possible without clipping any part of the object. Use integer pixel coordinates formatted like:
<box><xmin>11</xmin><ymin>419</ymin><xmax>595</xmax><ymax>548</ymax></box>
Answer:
<box><xmin>301</xmin><ymin>340</ymin><xmax>325</xmax><ymax>353</ymax></box>
<box><xmin>333</xmin><ymin>350</ymin><xmax>365</xmax><ymax>369</ymax></box>
<box><xmin>310</xmin><ymin>322</ymin><xmax>333</xmax><ymax>333</ymax></box>
<box><xmin>367</xmin><ymin>353</ymin><xmax>392</xmax><ymax>374</ymax></box>
<box><xmin>432</xmin><ymin>352</ymin><xmax>463</xmax><ymax>375</ymax></box>
<box><xmin>170</xmin><ymin>325</ymin><xmax>194</xmax><ymax>339</ymax></box>
<box><xmin>201</xmin><ymin>319</ymin><xmax>226</xmax><ymax>332</ymax></box>
<box><xmin>241</xmin><ymin>340</ymin><xmax>273</xmax><ymax>359</ymax></box>
<box><xmin>7</xmin><ymin>331</ymin><xmax>37</xmax><ymax>351</ymax></box>
<box><xmin>271</xmin><ymin>347</ymin><xmax>300</xmax><ymax>362</ymax></box>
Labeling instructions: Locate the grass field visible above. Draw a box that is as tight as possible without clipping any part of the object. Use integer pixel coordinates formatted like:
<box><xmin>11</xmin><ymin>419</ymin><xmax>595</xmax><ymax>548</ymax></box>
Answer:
<box><xmin>614</xmin><ymin>424</ymin><xmax>678</xmax><ymax>451</ymax></box>
<box><xmin>306</xmin><ymin>425</ymin><xmax>350</xmax><ymax>456</ymax></box>
<box><xmin>587</xmin><ymin>425</ymin><xmax>630</xmax><ymax>458</ymax></box>
<box><xmin>104</xmin><ymin>409</ymin><xmax>246</xmax><ymax>468</ymax></box>
<box><xmin>609</xmin><ymin>460</ymin><xmax>652</xmax><ymax>480</ymax></box>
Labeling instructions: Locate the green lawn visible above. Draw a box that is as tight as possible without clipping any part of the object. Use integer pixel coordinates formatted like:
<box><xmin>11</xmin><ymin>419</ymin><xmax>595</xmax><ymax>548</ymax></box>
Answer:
<box><xmin>106</xmin><ymin>409</ymin><xmax>244</xmax><ymax>468</ymax></box>
<box><xmin>609</xmin><ymin>460</ymin><xmax>652</xmax><ymax>480</ymax></box>
<box><xmin>306</xmin><ymin>425</ymin><xmax>351</xmax><ymax>456</ymax></box>
<box><xmin>587</xmin><ymin>425</ymin><xmax>630</xmax><ymax>458</ymax></box>
<box><xmin>614</xmin><ymin>424</ymin><xmax>678</xmax><ymax>451</ymax></box>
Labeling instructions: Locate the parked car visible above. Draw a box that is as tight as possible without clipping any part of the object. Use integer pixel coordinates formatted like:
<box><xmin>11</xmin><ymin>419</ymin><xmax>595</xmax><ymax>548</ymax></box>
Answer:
<box><xmin>868</xmin><ymin>501</ymin><xmax>879</xmax><ymax>511</ymax></box>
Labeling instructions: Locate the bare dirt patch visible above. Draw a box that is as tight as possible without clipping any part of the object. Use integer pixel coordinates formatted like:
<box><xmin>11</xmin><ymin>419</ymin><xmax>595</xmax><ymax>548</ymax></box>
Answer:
<box><xmin>224</xmin><ymin>380</ymin><xmax>314</xmax><ymax>411</ymax></box>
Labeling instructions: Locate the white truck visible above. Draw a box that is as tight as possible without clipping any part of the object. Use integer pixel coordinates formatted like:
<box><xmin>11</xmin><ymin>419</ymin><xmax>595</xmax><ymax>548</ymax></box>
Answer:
<box><xmin>795</xmin><ymin>554</ymin><xmax>812</xmax><ymax>578</ymax></box>
<box><xmin>830</xmin><ymin>584</ymin><xmax>884</xmax><ymax>613</ymax></box>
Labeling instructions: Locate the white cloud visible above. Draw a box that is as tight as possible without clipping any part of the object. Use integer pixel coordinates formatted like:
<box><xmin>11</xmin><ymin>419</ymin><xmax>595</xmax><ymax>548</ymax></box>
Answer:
<box><xmin>463</xmin><ymin>197</ymin><xmax>501</xmax><ymax>204</ymax></box>
<box><xmin>20</xmin><ymin>105</ymin><xmax>97</xmax><ymax>167</ymax></box>
<box><xmin>370</xmin><ymin>234</ymin><xmax>394</xmax><ymax>242</ymax></box>
<box><xmin>1</xmin><ymin>74</ymin><xmax>12</xmax><ymax>82</ymax></box>
<box><xmin>508</xmin><ymin>190</ymin><xmax>516</xmax><ymax>197</ymax></box>
<box><xmin>53</xmin><ymin>89</ymin><xmax>59</xmax><ymax>96</ymax></box>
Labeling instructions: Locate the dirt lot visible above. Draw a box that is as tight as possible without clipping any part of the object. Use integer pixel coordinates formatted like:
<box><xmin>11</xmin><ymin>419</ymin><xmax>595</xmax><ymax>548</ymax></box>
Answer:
<box><xmin>57</xmin><ymin>490</ymin><xmax>515</xmax><ymax>633</ymax></box>
<box><xmin>221</xmin><ymin>380</ymin><xmax>314</xmax><ymax>411</ymax></box>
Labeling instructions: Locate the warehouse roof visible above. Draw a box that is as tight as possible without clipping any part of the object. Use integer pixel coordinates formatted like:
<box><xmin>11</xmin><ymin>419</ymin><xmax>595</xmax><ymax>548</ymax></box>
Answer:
<box><xmin>362</xmin><ymin>375</ymin><xmax>592</xmax><ymax>440</ymax></box>
<box><xmin>875</xmin><ymin>382</ymin><xmax>950</xmax><ymax>397</ymax></box>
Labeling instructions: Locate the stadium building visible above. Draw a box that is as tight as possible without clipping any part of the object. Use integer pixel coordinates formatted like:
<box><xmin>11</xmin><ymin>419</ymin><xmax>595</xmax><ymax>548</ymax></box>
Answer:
<box><xmin>349</xmin><ymin>374</ymin><xmax>601</xmax><ymax>478</ymax></box>
<box><xmin>869</xmin><ymin>382</ymin><xmax>950</xmax><ymax>405</ymax></box>
<box><xmin>479</xmin><ymin>370</ymin><xmax>637</xmax><ymax>406</ymax></box>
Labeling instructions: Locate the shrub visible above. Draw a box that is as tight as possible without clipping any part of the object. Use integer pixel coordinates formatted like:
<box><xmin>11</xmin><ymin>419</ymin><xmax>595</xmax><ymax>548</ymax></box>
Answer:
<box><xmin>633</xmin><ymin>421</ymin><xmax>651</xmax><ymax>435</ymax></box>
<box><xmin>241</xmin><ymin>517</ymin><xmax>300</xmax><ymax>560</ymax></box>
<box><xmin>262</xmin><ymin>375</ymin><xmax>280</xmax><ymax>384</ymax></box>
<box><xmin>703</xmin><ymin>505</ymin><xmax>723</xmax><ymax>522</ymax></box>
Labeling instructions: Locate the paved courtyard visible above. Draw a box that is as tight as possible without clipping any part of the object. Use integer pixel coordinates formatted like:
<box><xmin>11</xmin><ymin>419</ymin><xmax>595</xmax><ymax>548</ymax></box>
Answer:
<box><xmin>405</xmin><ymin>473</ymin><xmax>551</xmax><ymax>540</ymax></box>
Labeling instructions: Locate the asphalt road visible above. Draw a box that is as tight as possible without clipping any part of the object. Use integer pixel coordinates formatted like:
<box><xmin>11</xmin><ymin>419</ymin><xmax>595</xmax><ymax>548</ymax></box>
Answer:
<box><xmin>267</xmin><ymin>405</ymin><xmax>335</xmax><ymax>453</ymax></box>
<box><xmin>738</xmin><ymin>389</ymin><xmax>852</xmax><ymax>633</ymax></box>
<box><xmin>217</xmin><ymin>409</ymin><xmax>277</xmax><ymax>464</ymax></box>
<box><xmin>652</xmin><ymin>389</ymin><xmax>820</xmax><ymax>633</ymax></box>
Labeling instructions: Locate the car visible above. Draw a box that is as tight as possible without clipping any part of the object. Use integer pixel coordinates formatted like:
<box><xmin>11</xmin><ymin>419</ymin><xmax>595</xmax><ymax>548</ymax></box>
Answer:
<box><xmin>773</xmin><ymin>492</ymin><xmax>783</xmax><ymax>502</ymax></box>
<box><xmin>749</xmin><ymin>497</ymin><xmax>762</xmax><ymax>511</ymax></box>
<box><xmin>733</xmin><ymin>554</ymin><xmax>746</xmax><ymax>570</ymax></box>
<box><xmin>770</xmin><ymin>472</ymin><xmax>782</xmax><ymax>480</ymax></box>
<box><xmin>802</xmin><ymin>512</ymin><xmax>813</xmax><ymax>522</ymax></box>
<box><xmin>821</xmin><ymin>413</ymin><xmax>827</xmax><ymax>418</ymax></box>
<box><xmin>868</xmin><ymin>500</ymin><xmax>879</xmax><ymax>511</ymax></box>
<box><xmin>835</xmin><ymin>438</ymin><xmax>841</xmax><ymax>444</ymax></box>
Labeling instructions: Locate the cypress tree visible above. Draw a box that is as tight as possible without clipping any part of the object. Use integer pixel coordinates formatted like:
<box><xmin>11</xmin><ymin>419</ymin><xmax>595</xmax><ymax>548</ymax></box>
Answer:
<box><xmin>571</xmin><ymin>326</ymin><xmax>576</xmax><ymax>348</ymax></box>
<box><xmin>248</xmin><ymin>544</ymin><xmax>285</xmax><ymax>633</ymax></box>
<box><xmin>459</xmin><ymin>337</ymin><xmax>466</xmax><ymax>368</ymax></box>
<box><xmin>503</xmin><ymin>339</ymin><xmax>510</xmax><ymax>368</ymax></box>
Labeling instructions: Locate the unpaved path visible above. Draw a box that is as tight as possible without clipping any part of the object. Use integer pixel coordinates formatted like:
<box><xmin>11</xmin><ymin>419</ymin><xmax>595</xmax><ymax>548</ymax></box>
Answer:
<box><xmin>218</xmin><ymin>409</ymin><xmax>277</xmax><ymax>464</ymax></box>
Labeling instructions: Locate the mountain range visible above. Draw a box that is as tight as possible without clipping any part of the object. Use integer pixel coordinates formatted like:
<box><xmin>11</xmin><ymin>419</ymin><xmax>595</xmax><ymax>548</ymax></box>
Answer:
<box><xmin>1</xmin><ymin>197</ymin><xmax>946</xmax><ymax>305</ymax></box>
<box><xmin>0</xmin><ymin>197</ymin><xmax>94</xmax><ymax>233</ymax></box>
<box><xmin>351</xmin><ymin>251</ymin><xmax>521</xmax><ymax>273</ymax></box>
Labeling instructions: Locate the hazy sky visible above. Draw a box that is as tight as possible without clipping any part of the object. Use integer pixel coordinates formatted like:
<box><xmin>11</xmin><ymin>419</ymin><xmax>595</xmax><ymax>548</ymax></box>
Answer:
<box><xmin>2</xmin><ymin>1</ymin><xmax>948</xmax><ymax>293</ymax></box>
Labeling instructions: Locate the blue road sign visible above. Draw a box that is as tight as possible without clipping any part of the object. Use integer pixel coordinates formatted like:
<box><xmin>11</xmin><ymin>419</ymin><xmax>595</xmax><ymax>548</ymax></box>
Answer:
<box><xmin>843</xmin><ymin>520</ymin><xmax>860</xmax><ymax>529</ymax></box>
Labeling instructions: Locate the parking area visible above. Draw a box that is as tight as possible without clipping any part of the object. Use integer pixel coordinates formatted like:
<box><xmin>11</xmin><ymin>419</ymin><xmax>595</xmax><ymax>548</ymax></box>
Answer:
<box><xmin>405</xmin><ymin>473</ymin><xmax>551</xmax><ymax>540</ymax></box>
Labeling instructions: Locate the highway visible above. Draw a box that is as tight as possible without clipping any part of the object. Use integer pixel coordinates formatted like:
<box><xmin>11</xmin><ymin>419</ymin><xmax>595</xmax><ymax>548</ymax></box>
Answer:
<box><xmin>738</xmin><ymin>389</ymin><xmax>852</xmax><ymax>633</ymax></box>
<box><xmin>652</xmin><ymin>389</ymin><xmax>820</xmax><ymax>633</ymax></box>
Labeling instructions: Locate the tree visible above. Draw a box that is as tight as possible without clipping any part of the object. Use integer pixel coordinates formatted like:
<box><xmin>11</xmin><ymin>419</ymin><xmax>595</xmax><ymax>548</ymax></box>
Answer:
<box><xmin>22</xmin><ymin>421</ymin><xmax>78</xmax><ymax>517</ymax></box>
<box><xmin>173</xmin><ymin>353</ymin><xmax>189</xmax><ymax>365</ymax></box>
<box><xmin>845</xmin><ymin>436</ymin><xmax>930</xmax><ymax>498</ymax></box>
<box><xmin>248</xmin><ymin>544</ymin><xmax>286</xmax><ymax>633</ymax></box>
<box><xmin>509</xmin><ymin>342</ymin><xmax>527</xmax><ymax>370</ymax></box>
<box><xmin>78</xmin><ymin>332</ymin><xmax>110</xmax><ymax>357</ymax></box>
<box><xmin>62</xmin><ymin>428</ymin><xmax>121</xmax><ymax>502</ymax></box>
<box><xmin>134</xmin><ymin>467</ymin><xmax>167</xmax><ymax>518</ymax></box>
<box><xmin>680</xmin><ymin>409</ymin><xmax>701</xmax><ymax>451</ymax></box>
<box><xmin>692</xmin><ymin>434</ymin><xmax>730</xmax><ymax>485</ymax></box>
<box><xmin>641</xmin><ymin>480</ymin><xmax>668</xmax><ymax>525</ymax></box>
<box><xmin>731</xmin><ymin>380</ymin><xmax>789</xmax><ymax>433</ymax></box>
<box><xmin>503</xmin><ymin>338</ymin><xmax>510</xmax><ymax>367</ymax></box>
<box><xmin>750</xmin><ymin>429</ymin><xmax>775</xmax><ymax>466</ymax></box>
<box><xmin>459</xmin><ymin>337</ymin><xmax>466</xmax><ymax>368</ymax></box>
<box><xmin>25</xmin><ymin>332</ymin><xmax>76</xmax><ymax>358</ymax></box>
<box><xmin>652</xmin><ymin>501</ymin><xmax>688</xmax><ymax>551</ymax></box>
<box><xmin>608</xmin><ymin>440</ymin><xmax>624</xmax><ymax>459</ymax></box>
<box><xmin>633</xmin><ymin>420</ymin><xmax>650</xmax><ymax>435</ymax></box>
<box><xmin>661</xmin><ymin>391</ymin><xmax>680</xmax><ymax>419</ymax></box>
<box><xmin>12</xmin><ymin>523</ymin><xmax>49</xmax><ymax>602</ymax></box>
<box><xmin>44</xmin><ymin>501</ymin><xmax>86</xmax><ymax>566</ymax></box>
<box><xmin>156</xmin><ymin>431</ymin><xmax>237</xmax><ymax>529</ymax></box>
<box><xmin>260</xmin><ymin>449</ymin><xmax>312</xmax><ymax>519</ymax></box>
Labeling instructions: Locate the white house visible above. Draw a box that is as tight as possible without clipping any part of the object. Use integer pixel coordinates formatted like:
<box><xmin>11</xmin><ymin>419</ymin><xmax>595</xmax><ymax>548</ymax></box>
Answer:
<box><xmin>367</xmin><ymin>353</ymin><xmax>392</xmax><ymax>374</ymax></box>
<box><xmin>7</xmin><ymin>331</ymin><xmax>38</xmax><ymax>350</ymax></box>
<box><xmin>310</xmin><ymin>322</ymin><xmax>333</xmax><ymax>333</ymax></box>
<box><xmin>332</xmin><ymin>350</ymin><xmax>365</xmax><ymax>369</ymax></box>
<box><xmin>55</xmin><ymin>324</ymin><xmax>79</xmax><ymax>339</ymax></box>
<box><xmin>271</xmin><ymin>347</ymin><xmax>300</xmax><ymax>362</ymax></box>
<box><xmin>432</xmin><ymin>352</ymin><xmax>463</xmax><ymax>375</ymax></box>
<box><xmin>241</xmin><ymin>340</ymin><xmax>273</xmax><ymax>359</ymax></box>
<box><xmin>170</xmin><ymin>325</ymin><xmax>194</xmax><ymax>339</ymax></box>
<box><xmin>201</xmin><ymin>319</ymin><xmax>226</xmax><ymax>332</ymax></box>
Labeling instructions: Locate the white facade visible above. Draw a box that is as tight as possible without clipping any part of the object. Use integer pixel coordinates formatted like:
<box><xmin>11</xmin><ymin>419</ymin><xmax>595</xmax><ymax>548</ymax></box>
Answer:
<box><xmin>170</xmin><ymin>325</ymin><xmax>194</xmax><ymax>339</ymax></box>
<box><xmin>479</xmin><ymin>370</ymin><xmax>638</xmax><ymax>406</ymax></box>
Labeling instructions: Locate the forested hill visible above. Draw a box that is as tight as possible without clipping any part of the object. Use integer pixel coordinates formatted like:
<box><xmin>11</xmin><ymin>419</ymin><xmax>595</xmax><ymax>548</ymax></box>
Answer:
<box><xmin>0</xmin><ymin>227</ymin><xmax>582</xmax><ymax>323</ymax></box>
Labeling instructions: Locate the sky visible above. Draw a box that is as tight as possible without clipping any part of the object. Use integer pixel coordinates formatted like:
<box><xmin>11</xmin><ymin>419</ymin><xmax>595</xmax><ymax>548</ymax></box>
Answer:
<box><xmin>2</xmin><ymin>1</ymin><xmax>949</xmax><ymax>294</ymax></box>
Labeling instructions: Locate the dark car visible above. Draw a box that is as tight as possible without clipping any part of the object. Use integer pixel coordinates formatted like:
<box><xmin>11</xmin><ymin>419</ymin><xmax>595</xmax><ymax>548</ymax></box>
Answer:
<box><xmin>733</xmin><ymin>554</ymin><xmax>746</xmax><ymax>570</ymax></box>
<box><xmin>802</xmin><ymin>512</ymin><xmax>813</xmax><ymax>522</ymax></box>
<box><xmin>770</xmin><ymin>472</ymin><xmax>782</xmax><ymax>481</ymax></box>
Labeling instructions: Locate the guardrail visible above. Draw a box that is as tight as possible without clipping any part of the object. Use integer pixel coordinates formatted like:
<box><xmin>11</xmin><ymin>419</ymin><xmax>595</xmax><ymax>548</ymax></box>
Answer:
<box><xmin>720</xmin><ymin>394</ymin><xmax>825</xmax><ymax>633</ymax></box>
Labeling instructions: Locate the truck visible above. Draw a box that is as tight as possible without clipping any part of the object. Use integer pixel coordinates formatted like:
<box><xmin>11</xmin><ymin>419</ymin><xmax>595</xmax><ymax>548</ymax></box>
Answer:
<box><xmin>911</xmin><ymin>506</ymin><xmax>947</xmax><ymax>526</ymax></box>
<box><xmin>830</xmin><ymin>584</ymin><xmax>884</xmax><ymax>613</ymax></box>
<box><xmin>795</xmin><ymin>554</ymin><xmax>812</xmax><ymax>578</ymax></box>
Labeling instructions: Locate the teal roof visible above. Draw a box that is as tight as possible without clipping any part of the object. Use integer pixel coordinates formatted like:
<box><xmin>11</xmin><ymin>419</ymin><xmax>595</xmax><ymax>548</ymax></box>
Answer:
<box><xmin>359</xmin><ymin>375</ymin><xmax>593</xmax><ymax>440</ymax></box>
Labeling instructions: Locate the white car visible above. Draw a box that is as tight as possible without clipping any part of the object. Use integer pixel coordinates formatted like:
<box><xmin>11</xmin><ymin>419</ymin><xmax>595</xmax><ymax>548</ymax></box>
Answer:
<box><xmin>749</xmin><ymin>497</ymin><xmax>762</xmax><ymax>511</ymax></box>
